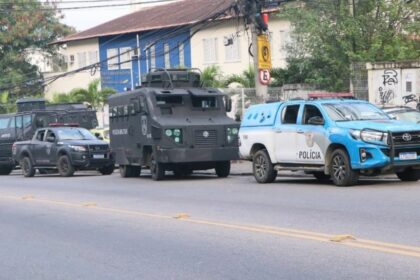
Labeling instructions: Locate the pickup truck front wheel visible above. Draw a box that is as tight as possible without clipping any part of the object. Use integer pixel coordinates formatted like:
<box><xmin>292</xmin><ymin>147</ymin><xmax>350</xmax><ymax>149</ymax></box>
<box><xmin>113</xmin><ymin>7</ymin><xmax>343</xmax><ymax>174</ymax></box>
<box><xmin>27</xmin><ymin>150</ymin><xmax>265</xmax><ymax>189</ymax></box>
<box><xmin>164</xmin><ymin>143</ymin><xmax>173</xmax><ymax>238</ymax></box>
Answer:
<box><xmin>99</xmin><ymin>164</ymin><xmax>115</xmax><ymax>175</ymax></box>
<box><xmin>330</xmin><ymin>149</ymin><xmax>359</xmax><ymax>186</ymax></box>
<box><xmin>253</xmin><ymin>149</ymin><xmax>277</xmax><ymax>183</ymax></box>
<box><xmin>21</xmin><ymin>157</ymin><xmax>35</xmax><ymax>177</ymax></box>
<box><xmin>57</xmin><ymin>155</ymin><xmax>75</xmax><ymax>177</ymax></box>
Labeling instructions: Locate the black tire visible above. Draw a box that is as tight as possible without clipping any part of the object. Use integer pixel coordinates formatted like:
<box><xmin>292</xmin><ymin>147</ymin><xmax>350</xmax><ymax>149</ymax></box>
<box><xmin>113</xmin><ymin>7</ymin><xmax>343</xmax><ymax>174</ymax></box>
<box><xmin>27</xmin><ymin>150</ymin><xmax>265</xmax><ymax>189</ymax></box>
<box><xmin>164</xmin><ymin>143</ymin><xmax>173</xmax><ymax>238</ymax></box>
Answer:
<box><xmin>57</xmin><ymin>155</ymin><xmax>75</xmax><ymax>177</ymax></box>
<box><xmin>252</xmin><ymin>149</ymin><xmax>277</xmax><ymax>183</ymax></box>
<box><xmin>99</xmin><ymin>164</ymin><xmax>115</xmax><ymax>175</ymax></box>
<box><xmin>396</xmin><ymin>168</ymin><xmax>420</xmax><ymax>182</ymax></box>
<box><xmin>20</xmin><ymin>157</ymin><xmax>35</xmax><ymax>177</ymax></box>
<box><xmin>119</xmin><ymin>165</ymin><xmax>141</xmax><ymax>178</ymax></box>
<box><xmin>313</xmin><ymin>172</ymin><xmax>330</xmax><ymax>182</ymax></box>
<box><xmin>150</xmin><ymin>154</ymin><xmax>165</xmax><ymax>181</ymax></box>
<box><xmin>0</xmin><ymin>165</ymin><xmax>13</xmax><ymax>175</ymax></box>
<box><xmin>215</xmin><ymin>161</ymin><xmax>231</xmax><ymax>178</ymax></box>
<box><xmin>329</xmin><ymin>149</ymin><xmax>359</xmax><ymax>186</ymax></box>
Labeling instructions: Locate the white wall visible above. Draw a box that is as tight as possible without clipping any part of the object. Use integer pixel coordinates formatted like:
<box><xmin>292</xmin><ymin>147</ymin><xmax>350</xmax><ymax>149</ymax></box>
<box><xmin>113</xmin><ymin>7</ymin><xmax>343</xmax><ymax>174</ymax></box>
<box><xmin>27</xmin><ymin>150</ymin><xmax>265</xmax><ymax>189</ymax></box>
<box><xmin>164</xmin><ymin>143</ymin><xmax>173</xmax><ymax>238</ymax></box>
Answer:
<box><xmin>44</xmin><ymin>38</ymin><xmax>100</xmax><ymax>100</ymax></box>
<box><xmin>367</xmin><ymin>61</ymin><xmax>420</xmax><ymax>108</ymax></box>
<box><xmin>191</xmin><ymin>17</ymin><xmax>291</xmax><ymax>76</ymax></box>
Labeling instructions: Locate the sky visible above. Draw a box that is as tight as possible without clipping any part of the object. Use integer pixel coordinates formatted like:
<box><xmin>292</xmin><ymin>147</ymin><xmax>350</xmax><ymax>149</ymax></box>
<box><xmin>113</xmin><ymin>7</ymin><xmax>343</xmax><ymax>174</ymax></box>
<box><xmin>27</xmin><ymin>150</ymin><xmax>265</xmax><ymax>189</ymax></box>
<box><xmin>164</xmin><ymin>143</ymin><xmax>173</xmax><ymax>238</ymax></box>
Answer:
<box><xmin>59</xmin><ymin>0</ymin><xmax>163</xmax><ymax>31</ymax></box>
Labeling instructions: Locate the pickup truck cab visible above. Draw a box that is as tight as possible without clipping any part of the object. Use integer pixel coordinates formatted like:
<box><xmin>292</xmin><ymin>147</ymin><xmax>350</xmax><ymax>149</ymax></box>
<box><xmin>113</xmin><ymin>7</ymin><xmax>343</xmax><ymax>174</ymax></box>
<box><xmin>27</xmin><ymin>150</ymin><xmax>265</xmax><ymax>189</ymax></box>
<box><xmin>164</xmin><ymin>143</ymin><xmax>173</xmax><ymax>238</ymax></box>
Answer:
<box><xmin>239</xmin><ymin>99</ymin><xmax>420</xmax><ymax>186</ymax></box>
<box><xmin>12</xmin><ymin>126</ymin><xmax>114</xmax><ymax>177</ymax></box>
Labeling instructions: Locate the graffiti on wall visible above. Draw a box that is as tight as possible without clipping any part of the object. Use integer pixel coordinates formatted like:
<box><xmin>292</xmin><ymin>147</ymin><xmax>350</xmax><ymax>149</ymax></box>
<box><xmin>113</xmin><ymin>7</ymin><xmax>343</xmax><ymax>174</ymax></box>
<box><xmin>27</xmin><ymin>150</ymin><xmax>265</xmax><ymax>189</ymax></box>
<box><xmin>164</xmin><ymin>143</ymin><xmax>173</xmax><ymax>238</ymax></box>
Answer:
<box><xmin>377</xmin><ymin>69</ymin><xmax>398</xmax><ymax>105</ymax></box>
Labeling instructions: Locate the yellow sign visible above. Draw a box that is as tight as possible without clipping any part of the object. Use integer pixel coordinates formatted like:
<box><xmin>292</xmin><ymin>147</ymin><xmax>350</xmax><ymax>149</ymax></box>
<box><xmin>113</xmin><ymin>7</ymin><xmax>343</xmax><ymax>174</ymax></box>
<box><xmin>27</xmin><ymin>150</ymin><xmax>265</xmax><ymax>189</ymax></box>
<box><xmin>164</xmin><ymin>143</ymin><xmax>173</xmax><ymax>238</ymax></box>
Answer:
<box><xmin>257</xmin><ymin>35</ymin><xmax>272</xmax><ymax>70</ymax></box>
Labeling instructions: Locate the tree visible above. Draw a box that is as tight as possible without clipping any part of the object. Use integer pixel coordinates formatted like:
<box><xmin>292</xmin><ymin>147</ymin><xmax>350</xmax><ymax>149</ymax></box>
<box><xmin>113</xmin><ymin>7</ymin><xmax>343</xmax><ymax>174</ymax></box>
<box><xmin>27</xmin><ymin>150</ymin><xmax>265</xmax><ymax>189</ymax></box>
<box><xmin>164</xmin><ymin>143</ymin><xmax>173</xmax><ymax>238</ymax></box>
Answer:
<box><xmin>278</xmin><ymin>0</ymin><xmax>420</xmax><ymax>91</ymax></box>
<box><xmin>51</xmin><ymin>79</ymin><xmax>116</xmax><ymax>110</ymax></box>
<box><xmin>201</xmin><ymin>65</ymin><xmax>225</xmax><ymax>88</ymax></box>
<box><xmin>0</xmin><ymin>1</ymin><xmax>75</xmax><ymax>100</ymax></box>
<box><xmin>224</xmin><ymin>66</ymin><xmax>256</xmax><ymax>88</ymax></box>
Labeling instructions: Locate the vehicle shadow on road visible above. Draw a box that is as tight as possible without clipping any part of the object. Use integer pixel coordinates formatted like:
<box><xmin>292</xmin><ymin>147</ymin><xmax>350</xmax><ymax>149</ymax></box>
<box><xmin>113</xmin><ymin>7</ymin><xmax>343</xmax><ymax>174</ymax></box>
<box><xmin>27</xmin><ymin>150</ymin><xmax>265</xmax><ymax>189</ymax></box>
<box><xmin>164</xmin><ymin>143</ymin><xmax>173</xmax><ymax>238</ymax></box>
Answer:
<box><xmin>271</xmin><ymin>177</ymin><xmax>405</xmax><ymax>188</ymax></box>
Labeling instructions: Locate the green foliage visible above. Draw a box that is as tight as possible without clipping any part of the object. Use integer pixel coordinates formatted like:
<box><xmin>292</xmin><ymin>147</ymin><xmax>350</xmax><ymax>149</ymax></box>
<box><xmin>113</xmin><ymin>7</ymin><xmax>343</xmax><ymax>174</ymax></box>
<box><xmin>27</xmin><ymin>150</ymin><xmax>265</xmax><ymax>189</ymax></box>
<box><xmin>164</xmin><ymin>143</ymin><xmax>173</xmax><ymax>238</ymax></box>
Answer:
<box><xmin>0</xmin><ymin>0</ymin><xmax>75</xmax><ymax>98</ymax></box>
<box><xmin>224</xmin><ymin>66</ymin><xmax>256</xmax><ymax>88</ymax></box>
<box><xmin>201</xmin><ymin>65</ymin><xmax>225</xmax><ymax>88</ymax></box>
<box><xmin>50</xmin><ymin>79</ymin><xmax>116</xmax><ymax>110</ymax></box>
<box><xmin>278</xmin><ymin>0</ymin><xmax>420</xmax><ymax>91</ymax></box>
<box><xmin>201</xmin><ymin>65</ymin><xmax>257</xmax><ymax>88</ymax></box>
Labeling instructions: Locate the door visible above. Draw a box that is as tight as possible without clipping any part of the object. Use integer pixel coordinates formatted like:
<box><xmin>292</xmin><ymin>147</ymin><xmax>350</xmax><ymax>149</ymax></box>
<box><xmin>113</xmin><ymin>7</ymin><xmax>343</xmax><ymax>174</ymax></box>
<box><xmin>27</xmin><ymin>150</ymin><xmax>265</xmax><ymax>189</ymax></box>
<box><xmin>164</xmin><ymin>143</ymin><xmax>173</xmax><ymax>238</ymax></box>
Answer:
<box><xmin>37</xmin><ymin>129</ymin><xmax>57</xmax><ymax>165</ymax></box>
<box><xmin>32</xmin><ymin>129</ymin><xmax>47</xmax><ymax>164</ymax></box>
<box><xmin>274</xmin><ymin>104</ymin><xmax>301</xmax><ymax>163</ymax></box>
<box><xmin>295</xmin><ymin>104</ymin><xmax>328</xmax><ymax>165</ymax></box>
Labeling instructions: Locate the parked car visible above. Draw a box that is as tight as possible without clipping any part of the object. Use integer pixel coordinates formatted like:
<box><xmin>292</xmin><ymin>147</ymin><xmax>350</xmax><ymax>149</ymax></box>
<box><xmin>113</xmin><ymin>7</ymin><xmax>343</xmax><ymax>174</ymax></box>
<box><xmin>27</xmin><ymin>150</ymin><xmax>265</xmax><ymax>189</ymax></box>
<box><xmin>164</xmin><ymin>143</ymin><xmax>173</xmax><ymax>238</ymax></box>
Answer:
<box><xmin>239</xmin><ymin>99</ymin><xmax>420</xmax><ymax>186</ymax></box>
<box><xmin>382</xmin><ymin>107</ymin><xmax>420</xmax><ymax>124</ymax></box>
<box><xmin>12</xmin><ymin>126</ymin><xmax>114</xmax><ymax>177</ymax></box>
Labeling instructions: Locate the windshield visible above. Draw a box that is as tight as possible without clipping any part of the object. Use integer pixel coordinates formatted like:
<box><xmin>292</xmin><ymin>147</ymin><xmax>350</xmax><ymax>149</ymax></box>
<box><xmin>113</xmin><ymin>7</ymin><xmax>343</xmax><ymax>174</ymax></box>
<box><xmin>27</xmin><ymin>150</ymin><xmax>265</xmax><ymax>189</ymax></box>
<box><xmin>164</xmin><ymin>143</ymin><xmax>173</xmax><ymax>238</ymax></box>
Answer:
<box><xmin>391</xmin><ymin>111</ymin><xmax>420</xmax><ymax>123</ymax></box>
<box><xmin>0</xmin><ymin>117</ymin><xmax>11</xmax><ymax>129</ymax></box>
<box><xmin>56</xmin><ymin>128</ymin><xmax>97</xmax><ymax>140</ymax></box>
<box><xmin>323</xmin><ymin>103</ymin><xmax>390</xmax><ymax>121</ymax></box>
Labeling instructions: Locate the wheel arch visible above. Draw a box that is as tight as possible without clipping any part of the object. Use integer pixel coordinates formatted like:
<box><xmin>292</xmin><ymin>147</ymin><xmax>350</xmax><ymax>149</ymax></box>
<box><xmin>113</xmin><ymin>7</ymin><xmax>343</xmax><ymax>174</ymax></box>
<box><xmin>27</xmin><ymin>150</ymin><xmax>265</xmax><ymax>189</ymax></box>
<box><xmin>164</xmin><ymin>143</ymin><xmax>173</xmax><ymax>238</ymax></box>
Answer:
<box><xmin>324</xmin><ymin>143</ymin><xmax>349</xmax><ymax>175</ymax></box>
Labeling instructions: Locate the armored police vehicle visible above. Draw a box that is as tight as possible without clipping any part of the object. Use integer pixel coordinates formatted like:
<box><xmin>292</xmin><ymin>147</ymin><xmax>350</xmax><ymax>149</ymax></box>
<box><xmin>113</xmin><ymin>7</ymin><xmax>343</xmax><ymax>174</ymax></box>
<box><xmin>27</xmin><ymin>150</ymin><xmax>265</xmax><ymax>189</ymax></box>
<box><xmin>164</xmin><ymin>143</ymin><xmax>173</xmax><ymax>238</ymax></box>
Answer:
<box><xmin>239</xmin><ymin>99</ymin><xmax>420</xmax><ymax>186</ymax></box>
<box><xmin>109</xmin><ymin>69</ymin><xmax>239</xmax><ymax>180</ymax></box>
<box><xmin>12</xmin><ymin>126</ymin><xmax>114</xmax><ymax>177</ymax></box>
<box><xmin>0</xmin><ymin>99</ymin><xmax>98</xmax><ymax>175</ymax></box>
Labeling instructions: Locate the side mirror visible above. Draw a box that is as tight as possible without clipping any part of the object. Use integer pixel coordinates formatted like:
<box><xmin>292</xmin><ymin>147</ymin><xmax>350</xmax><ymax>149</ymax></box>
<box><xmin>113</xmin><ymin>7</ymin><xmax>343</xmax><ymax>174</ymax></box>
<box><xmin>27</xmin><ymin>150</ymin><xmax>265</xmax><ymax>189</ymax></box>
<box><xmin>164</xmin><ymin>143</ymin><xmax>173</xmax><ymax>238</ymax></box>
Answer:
<box><xmin>46</xmin><ymin>136</ymin><xmax>56</xmax><ymax>142</ymax></box>
<box><xmin>307</xmin><ymin>116</ymin><xmax>324</xmax><ymax>125</ymax></box>
<box><xmin>225</xmin><ymin>97</ymin><xmax>232</xmax><ymax>113</ymax></box>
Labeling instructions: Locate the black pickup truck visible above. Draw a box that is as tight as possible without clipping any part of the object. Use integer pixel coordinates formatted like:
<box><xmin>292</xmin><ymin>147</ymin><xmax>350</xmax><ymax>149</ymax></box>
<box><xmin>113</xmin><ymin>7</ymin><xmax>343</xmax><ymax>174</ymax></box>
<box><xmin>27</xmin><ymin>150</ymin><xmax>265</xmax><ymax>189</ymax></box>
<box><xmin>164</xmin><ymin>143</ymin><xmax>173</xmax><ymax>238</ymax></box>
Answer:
<box><xmin>12</xmin><ymin>126</ymin><xmax>114</xmax><ymax>177</ymax></box>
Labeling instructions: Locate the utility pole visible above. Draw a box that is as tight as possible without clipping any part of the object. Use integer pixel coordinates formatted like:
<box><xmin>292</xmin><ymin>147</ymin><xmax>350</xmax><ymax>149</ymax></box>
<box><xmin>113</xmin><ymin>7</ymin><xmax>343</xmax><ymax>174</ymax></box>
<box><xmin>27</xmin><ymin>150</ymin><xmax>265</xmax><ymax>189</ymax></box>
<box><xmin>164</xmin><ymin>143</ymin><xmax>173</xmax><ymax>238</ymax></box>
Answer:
<box><xmin>245</xmin><ymin>0</ymin><xmax>271</xmax><ymax>100</ymax></box>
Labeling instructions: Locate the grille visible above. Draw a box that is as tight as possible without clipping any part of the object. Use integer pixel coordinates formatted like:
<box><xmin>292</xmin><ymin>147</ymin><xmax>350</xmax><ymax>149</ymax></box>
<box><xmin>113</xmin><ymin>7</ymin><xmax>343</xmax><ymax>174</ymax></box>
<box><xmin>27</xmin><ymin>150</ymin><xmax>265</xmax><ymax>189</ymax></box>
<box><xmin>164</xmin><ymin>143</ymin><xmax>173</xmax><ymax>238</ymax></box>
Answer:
<box><xmin>392</xmin><ymin>131</ymin><xmax>420</xmax><ymax>146</ymax></box>
<box><xmin>0</xmin><ymin>144</ymin><xmax>12</xmax><ymax>158</ymax></box>
<box><xmin>381</xmin><ymin>147</ymin><xmax>420</xmax><ymax>157</ymax></box>
<box><xmin>88</xmin><ymin>145</ymin><xmax>109</xmax><ymax>152</ymax></box>
<box><xmin>194</xmin><ymin>130</ymin><xmax>217</xmax><ymax>147</ymax></box>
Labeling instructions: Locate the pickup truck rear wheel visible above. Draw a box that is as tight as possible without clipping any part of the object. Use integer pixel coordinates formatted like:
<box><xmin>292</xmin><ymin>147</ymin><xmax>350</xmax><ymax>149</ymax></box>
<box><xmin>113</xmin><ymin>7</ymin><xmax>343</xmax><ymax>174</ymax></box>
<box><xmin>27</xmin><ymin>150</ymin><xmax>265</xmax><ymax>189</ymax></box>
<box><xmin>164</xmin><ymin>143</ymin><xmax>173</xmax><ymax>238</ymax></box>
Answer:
<box><xmin>215</xmin><ymin>161</ymin><xmax>231</xmax><ymax>178</ymax></box>
<box><xmin>20</xmin><ymin>157</ymin><xmax>35</xmax><ymax>177</ymax></box>
<box><xmin>99</xmin><ymin>164</ymin><xmax>115</xmax><ymax>175</ymax></box>
<box><xmin>57</xmin><ymin>155</ymin><xmax>75</xmax><ymax>177</ymax></box>
<box><xmin>253</xmin><ymin>149</ymin><xmax>277</xmax><ymax>183</ymax></box>
<box><xmin>396</xmin><ymin>168</ymin><xmax>420</xmax><ymax>182</ymax></box>
<box><xmin>119</xmin><ymin>165</ymin><xmax>140</xmax><ymax>177</ymax></box>
<box><xmin>330</xmin><ymin>149</ymin><xmax>359</xmax><ymax>186</ymax></box>
<box><xmin>0</xmin><ymin>165</ymin><xmax>13</xmax><ymax>175</ymax></box>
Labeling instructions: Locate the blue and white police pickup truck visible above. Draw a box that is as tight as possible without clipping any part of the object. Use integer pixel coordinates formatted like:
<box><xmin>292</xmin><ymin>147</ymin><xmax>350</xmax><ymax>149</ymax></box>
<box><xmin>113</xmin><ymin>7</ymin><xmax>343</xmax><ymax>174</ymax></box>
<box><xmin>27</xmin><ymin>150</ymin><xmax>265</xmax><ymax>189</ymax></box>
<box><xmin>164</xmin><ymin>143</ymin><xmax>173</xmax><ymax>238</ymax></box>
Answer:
<box><xmin>239</xmin><ymin>99</ymin><xmax>420</xmax><ymax>186</ymax></box>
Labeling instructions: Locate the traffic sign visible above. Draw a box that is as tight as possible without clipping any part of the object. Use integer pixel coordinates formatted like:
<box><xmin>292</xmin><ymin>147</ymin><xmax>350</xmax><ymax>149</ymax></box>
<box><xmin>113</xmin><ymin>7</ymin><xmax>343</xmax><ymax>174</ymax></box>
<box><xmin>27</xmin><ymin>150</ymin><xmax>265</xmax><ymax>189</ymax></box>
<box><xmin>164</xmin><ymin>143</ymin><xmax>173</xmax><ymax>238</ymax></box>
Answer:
<box><xmin>259</xmin><ymin>69</ymin><xmax>271</xmax><ymax>85</ymax></box>
<box><xmin>257</xmin><ymin>35</ymin><xmax>272</xmax><ymax>70</ymax></box>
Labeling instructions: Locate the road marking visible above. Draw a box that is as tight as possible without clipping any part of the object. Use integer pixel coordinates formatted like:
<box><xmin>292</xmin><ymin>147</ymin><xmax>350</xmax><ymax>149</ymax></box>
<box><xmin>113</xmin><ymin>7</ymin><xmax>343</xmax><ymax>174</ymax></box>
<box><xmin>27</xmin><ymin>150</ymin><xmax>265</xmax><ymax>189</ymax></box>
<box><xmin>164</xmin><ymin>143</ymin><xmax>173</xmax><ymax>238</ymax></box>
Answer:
<box><xmin>1</xmin><ymin>194</ymin><xmax>420</xmax><ymax>259</ymax></box>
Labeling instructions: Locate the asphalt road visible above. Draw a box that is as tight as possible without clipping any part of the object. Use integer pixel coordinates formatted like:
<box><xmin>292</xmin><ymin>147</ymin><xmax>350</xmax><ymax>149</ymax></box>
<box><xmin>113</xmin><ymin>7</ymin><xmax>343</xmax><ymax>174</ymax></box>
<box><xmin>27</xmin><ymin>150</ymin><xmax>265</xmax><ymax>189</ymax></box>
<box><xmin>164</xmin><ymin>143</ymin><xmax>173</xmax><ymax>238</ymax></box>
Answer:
<box><xmin>1</xmin><ymin>166</ymin><xmax>419</xmax><ymax>280</ymax></box>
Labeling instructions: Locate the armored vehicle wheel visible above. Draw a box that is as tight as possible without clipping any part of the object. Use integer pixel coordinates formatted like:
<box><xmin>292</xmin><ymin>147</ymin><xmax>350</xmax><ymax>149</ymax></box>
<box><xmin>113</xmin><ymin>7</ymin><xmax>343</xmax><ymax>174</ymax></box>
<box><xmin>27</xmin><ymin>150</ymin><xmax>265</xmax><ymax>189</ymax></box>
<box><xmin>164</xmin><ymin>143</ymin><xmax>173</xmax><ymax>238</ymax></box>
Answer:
<box><xmin>252</xmin><ymin>150</ymin><xmax>277</xmax><ymax>183</ymax></box>
<box><xmin>57</xmin><ymin>155</ymin><xmax>75</xmax><ymax>177</ymax></box>
<box><xmin>150</xmin><ymin>155</ymin><xmax>165</xmax><ymax>181</ymax></box>
<box><xmin>119</xmin><ymin>165</ymin><xmax>140</xmax><ymax>178</ymax></box>
<box><xmin>99</xmin><ymin>164</ymin><xmax>115</xmax><ymax>175</ymax></box>
<box><xmin>0</xmin><ymin>165</ymin><xmax>13</xmax><ymax>175</ymax></box>
<box><xmin>215</xmin><ymin>161</ymin><xmax>231</xmax><ymax>178</ymax></box>
<box><xmin>20</xmin><ymin>157</ymin><xmax>36</xmax><ymax>177</ymax></box>
<box><xmin>396</xmin><ymin>168</ymin><xmax>420</xmax><ymax>182</ymax></box>
<box><xmin>329</xmin><ymin>149</ymin><xmax>359</xmax><ymax>186</ymax></box>
<box><xmin>313</xmin><ymin>172</ymin><xmax>330</xmax><ymax>182</ymax></box>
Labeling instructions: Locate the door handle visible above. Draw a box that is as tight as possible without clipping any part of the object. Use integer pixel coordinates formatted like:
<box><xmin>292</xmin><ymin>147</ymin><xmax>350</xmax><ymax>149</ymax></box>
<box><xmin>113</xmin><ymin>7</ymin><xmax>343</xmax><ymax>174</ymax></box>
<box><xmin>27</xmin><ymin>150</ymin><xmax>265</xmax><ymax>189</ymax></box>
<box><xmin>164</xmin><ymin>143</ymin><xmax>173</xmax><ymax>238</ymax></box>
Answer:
<box><xmin>297</xmin><ymin>130</ymin><xmax>304</xmax><ymax>134</ymax></box>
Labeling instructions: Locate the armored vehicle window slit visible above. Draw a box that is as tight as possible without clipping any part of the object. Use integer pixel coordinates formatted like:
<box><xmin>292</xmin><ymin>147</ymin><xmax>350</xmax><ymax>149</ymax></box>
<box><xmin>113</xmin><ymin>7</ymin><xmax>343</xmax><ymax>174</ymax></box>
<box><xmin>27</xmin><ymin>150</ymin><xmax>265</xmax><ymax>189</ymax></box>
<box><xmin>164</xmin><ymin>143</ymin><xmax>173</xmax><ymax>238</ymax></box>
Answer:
<box><xmin>282</xmin><ymin>105</ymin><xmax>300</xmax><ymax>124</ymax></box>
<box><xmin>192</xmin><ymin>96</ymin><xmax>217</xmax><ymax>109</ymax></box>
<box><xmin>156</xmin><ymin>96</ymin><xmax>183</xmax><ymax>105</ymax></box>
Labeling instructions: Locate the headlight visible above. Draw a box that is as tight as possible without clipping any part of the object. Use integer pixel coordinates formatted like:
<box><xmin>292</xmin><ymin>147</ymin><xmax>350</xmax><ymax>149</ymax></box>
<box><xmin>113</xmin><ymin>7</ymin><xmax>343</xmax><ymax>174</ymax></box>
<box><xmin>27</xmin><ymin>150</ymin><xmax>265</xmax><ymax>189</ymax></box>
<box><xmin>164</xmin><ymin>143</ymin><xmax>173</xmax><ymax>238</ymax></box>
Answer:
<box><xmin>69</xmin><ymin>145</ymin><xmax>87</xmax><ymax>152</ymax></box>
<box><xmin>227</xmin><ymin>127</ymin><xmax>239</xmax><ymax>143</ymax></box>
<box><xmin>350</xmin><ymin>129</ymin><xmax>388</xmax><ymax>145</ymax></box>
<box><xmin>165</xmin><ymin>128</ymin><xmax>182</xmax><ymax>144</ymax></box>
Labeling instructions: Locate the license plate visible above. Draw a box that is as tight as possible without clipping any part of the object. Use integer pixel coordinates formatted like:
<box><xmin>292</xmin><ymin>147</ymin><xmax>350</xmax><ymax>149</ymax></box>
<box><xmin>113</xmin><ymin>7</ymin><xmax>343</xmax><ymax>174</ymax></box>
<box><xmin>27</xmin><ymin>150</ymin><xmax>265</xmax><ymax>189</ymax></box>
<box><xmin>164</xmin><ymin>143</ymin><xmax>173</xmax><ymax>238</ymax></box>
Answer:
<box><xmin>93</xmin><ymin>154</ymin><xmax>105</xmax><ymax>159</ymax></box>
<box><xmin>399</xmin><ymin>152</ymin><xmax>417</xmax><ymax>160</ymax></box>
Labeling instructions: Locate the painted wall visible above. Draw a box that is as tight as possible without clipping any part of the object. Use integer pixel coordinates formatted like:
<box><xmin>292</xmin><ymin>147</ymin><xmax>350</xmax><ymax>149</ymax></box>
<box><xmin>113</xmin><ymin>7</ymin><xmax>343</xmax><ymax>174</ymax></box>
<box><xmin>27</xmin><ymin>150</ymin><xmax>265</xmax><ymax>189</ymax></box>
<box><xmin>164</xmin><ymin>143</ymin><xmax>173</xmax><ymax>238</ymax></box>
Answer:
<box><xmin>367</xmin><ymin>61</ymin><xmax>420</xmax><ymax>108</ymax></box>
<box><xmin>99</xmin><ymin>29</ymin><xmax>191</xmax><ymax>93</ymax></box>
<box><xmin>190</xmin><ymin>17</ymin><xmax>291</xmax><ymax>76</ymax></box>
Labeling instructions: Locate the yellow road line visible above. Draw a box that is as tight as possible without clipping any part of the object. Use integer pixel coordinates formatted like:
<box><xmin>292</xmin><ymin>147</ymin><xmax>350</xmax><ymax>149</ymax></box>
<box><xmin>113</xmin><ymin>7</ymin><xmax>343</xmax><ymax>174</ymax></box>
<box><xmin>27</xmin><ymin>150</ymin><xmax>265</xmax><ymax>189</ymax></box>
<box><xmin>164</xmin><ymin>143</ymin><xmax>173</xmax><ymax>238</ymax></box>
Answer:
<box><xmin>1</xmin><ymin>193</ymin><xmax>420</xmax><ymax>259</ymax></box>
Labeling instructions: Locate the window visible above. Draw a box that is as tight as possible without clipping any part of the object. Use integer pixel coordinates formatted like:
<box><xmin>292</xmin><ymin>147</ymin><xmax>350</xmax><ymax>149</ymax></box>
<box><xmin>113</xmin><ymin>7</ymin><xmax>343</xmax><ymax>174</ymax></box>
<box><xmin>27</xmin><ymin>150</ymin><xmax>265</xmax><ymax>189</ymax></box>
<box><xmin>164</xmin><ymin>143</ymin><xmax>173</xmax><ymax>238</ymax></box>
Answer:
<box><xmin>164</xmin><ymin>43</ymin><xmax>170</xmax><ymax>68</ymax></box>
<box><xmin>203</xmin><ymin>38</ymin><xmax>218</xmax><ymax>63</ymax></box>
<box><xmin>0</xmin><ymin>117</ymin><xmax>11</xmax><ymax>129</ymax></box>
<box><xmin>282</xmin><ymin>105</ymin><xmax>300</xmax><ymax>124</ymax></box>
<box><xmin>23</xmin><ymin>115</ymin><xmax>32</xmax><ymax>127</ymax></box>
<box><xmin>119</xmin><ymin>47</ymin><xmax>132</xmax><ymax>70</ymax></box>
<box><xmin>150</xmin><ymin>45</ymin><xmax>156</xmax><ymax>69</ymax></box>
<box><xmin>77</xmin><ymin>52</ymin><xmax>87</xmax><ymax>68</ymax></box>
<box><xmin>15</xmin><ymin>116</ymin><xmax>23</xmax><ymax>129</ymax></box>
<box><xmin>156</xmin><ymin>95</ymin><xmax>183</xmax><ymax>105</ymax></box>
<box><xmin>225</xmin><ymin>36</ymin><xmax>240</xmax><ymax>62</ymax></box>
<box><xmin>107</xmin><ymin>48</ymin><xmax>119</xmax><ymax>70</ymax></box>
<box><xmin>303</xmin><ymin>105</ymin><xmax>323</xmax><ymax>124</ymax></box>
<box><xmin>35</xmin><ymin>130</ymin><xmax>46</xmax><ymax>141</ymax></box>
<box><xmin>45</xmin><ymin>130</ymin><xmax>56</xmax><ymax>142</ymax></box>
<box><xmin>192</xmin><ymin>96</ymin><xmax>217</xmax><ymax>109</ymax></box>
<box><xmin>178</xmin><ymin>42</ymin><xmax>185</xmax><ymax>66</ymax></box>
<box><xmin>406</xmin><ymin>81</ymin><xmax>412</xmax><ymax>93</ymax></box>
<box><xmin>88</xmin><ymin>50</ymin><xmax>98</xmax><ymax>65</ymax></box>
